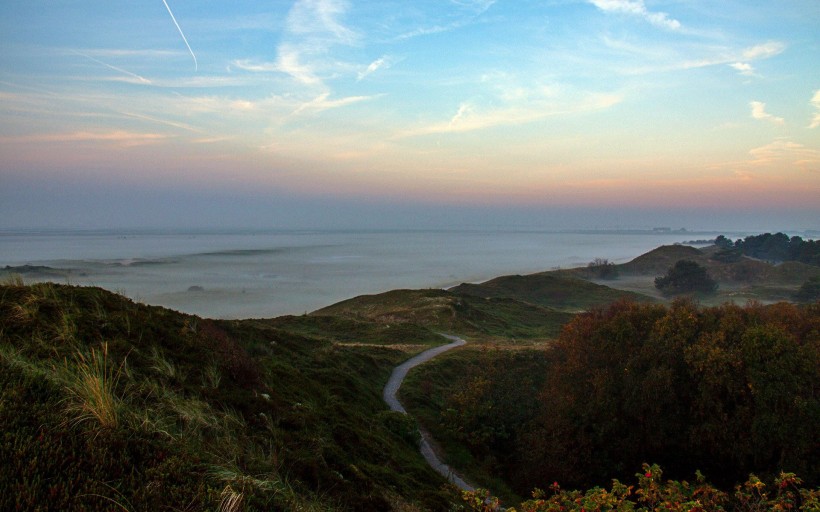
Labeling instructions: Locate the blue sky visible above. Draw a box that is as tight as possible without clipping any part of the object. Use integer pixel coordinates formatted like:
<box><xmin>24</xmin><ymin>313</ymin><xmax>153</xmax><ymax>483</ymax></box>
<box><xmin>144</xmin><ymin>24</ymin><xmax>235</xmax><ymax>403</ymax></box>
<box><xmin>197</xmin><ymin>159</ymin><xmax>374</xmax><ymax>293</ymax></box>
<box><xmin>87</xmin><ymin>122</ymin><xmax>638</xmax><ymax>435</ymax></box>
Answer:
<box><xmin>1</xmin><ymin>1</ymin><xmax>818</xmax><ymax>230</ymax></box>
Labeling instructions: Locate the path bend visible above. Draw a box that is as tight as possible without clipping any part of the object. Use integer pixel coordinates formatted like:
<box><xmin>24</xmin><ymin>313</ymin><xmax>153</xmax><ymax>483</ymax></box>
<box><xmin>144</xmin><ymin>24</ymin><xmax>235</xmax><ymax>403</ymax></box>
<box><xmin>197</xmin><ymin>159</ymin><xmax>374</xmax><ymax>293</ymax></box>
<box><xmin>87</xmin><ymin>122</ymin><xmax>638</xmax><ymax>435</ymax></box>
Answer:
<box><xmin>383</xmin><ymin>334</ymin><xmax>476</xmax><ymax>491</ymax></box>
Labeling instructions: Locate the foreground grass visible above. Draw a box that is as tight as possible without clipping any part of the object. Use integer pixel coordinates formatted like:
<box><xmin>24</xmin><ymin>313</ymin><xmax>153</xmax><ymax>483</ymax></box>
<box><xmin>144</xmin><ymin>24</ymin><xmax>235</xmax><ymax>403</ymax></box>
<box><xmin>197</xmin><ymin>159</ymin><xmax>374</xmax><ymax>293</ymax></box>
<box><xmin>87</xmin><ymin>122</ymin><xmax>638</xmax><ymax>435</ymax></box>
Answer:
<box><xmin>0</xmin><ymin>282</ymin><xmax>460</xmax><ymax>511</ymax></box>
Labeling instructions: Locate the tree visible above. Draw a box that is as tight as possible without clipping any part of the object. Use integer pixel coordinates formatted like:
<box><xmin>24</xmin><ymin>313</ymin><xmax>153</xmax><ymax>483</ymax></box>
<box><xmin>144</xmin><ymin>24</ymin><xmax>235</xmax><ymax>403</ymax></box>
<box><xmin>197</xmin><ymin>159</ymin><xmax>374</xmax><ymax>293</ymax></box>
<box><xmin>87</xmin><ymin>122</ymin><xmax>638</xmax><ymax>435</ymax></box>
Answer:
<box><xmin>654</xmin><ymin>260</ymin><xmax>717</xmax><ymax>295</ymax></box>
<box><xmin>588</xmin><ymin>258</ymin><xmax>619</xmax><ymax>279</ymax></box>
<box><xmin>714</xmin><ymin>234</ymin><xmax>734</xmax><ymax>248</ymax></box>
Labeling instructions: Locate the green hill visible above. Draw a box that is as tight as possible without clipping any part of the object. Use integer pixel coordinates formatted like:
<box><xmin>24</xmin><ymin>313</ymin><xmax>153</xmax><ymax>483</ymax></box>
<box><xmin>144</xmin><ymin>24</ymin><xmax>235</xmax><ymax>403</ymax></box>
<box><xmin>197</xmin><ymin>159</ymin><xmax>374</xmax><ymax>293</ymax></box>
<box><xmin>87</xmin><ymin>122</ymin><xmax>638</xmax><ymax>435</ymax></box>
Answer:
<box><xmin>313</xmin><ymin>288</ymin><xmax>573</xmax><ymax>340</ymax></box>
<box><xmin>449</xmin><ymin>273</ymin><xmax>653</xmax><ymax>311</ymax></box>
<box><xmin>616</xmin><ymin>244</ymin><xmax>706</xmax><ymax>275</ymax></box>
<box><xmin>0</xmin><ymin>282</ymin><xmax>458</xmax><ymax>511</ymax></box>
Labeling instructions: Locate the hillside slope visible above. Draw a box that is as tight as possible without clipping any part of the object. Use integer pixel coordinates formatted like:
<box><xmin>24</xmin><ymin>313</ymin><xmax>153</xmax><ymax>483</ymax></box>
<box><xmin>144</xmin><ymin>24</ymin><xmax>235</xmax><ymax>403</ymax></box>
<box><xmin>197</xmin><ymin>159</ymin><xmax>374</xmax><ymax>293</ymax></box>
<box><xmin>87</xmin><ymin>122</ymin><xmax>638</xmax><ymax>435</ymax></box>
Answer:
<box><xmin>0</xmin><ymin>283</ymin><xmax>458</xmax><ymax>511</ymax></box>
<box><xmin>313</xmin><ymin>288</ymin><xmax>573</xmax><ymax>340</ymax></box>
<box><xmin>449</xmin><ymin>273</ymin><xmax>652</xmax><ymax>311</ymax></box>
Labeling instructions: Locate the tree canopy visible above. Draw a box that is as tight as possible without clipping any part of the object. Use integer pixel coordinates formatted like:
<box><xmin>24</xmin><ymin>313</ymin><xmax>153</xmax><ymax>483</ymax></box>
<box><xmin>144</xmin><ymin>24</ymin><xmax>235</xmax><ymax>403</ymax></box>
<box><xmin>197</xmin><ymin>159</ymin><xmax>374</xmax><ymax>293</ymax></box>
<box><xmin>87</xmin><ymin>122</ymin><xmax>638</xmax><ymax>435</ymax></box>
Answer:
<box><xmin>720</xmin><ymin>233</ymin><xmax>820</xmax><ymax>266</ymax></box>
<box><xmin>654</xmin><ymin>259</ymin><xmax>717</xmax><ymax>295</ymax></box>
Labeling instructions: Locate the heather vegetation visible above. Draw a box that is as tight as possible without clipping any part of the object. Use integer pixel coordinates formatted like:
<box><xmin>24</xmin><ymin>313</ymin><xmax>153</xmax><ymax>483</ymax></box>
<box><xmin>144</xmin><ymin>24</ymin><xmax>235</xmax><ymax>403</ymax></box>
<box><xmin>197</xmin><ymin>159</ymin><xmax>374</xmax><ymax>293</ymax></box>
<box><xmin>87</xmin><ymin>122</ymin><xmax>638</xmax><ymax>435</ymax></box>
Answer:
<box><xmin>0</xmin><ymin>282</ymin><xmax>459</xmax><ymax>511</ymax></box>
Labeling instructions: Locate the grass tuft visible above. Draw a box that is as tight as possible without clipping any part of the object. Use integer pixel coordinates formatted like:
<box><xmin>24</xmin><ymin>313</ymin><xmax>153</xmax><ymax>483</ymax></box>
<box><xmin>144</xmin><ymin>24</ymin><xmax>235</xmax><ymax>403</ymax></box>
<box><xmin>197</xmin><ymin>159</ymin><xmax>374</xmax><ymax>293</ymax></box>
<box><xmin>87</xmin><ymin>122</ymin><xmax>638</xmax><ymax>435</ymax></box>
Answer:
<box><xmin>149</xmin><ymin>345</ymin><xmax>178</xmax><ymax>379</ymax></box>
<box><xmin>2</xmin><ymin>273</ymin><xmax>25</xmax><ymax>286</ymax></box>
<box><xmin>219</xmin><ymin>485</ymin><xmax>244</xmax><ymax>512</ymax></box>
<box><xmin>62</xmin><ymin>342</ymin><xmax>123</xmax><ymax>430</ymax></box>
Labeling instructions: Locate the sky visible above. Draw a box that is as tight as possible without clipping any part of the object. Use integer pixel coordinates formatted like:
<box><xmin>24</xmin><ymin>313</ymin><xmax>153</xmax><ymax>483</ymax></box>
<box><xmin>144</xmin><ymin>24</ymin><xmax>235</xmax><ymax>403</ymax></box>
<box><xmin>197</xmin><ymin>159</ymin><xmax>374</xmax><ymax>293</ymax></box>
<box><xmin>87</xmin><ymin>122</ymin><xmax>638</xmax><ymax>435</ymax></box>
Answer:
<box><xmin>0</xmin><ymin>0</ymin><xmax>818</xmax><ymax>232</ymax></box>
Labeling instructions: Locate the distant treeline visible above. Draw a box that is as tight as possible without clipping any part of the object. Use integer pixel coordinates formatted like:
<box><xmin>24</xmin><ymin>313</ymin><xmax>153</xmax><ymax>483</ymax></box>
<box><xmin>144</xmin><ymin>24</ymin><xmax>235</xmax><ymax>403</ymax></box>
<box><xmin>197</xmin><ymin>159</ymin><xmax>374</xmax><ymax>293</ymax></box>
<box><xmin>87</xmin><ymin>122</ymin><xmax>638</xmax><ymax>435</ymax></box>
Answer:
<box><xmin>716</xmin><ymin>232</ymin><xmax>820</xmax><ymax>266</ymax></box>
<box><xmin>441</xmin><ymin>300</ymin><xmax>820</xmax><ymax>495</ymax></box>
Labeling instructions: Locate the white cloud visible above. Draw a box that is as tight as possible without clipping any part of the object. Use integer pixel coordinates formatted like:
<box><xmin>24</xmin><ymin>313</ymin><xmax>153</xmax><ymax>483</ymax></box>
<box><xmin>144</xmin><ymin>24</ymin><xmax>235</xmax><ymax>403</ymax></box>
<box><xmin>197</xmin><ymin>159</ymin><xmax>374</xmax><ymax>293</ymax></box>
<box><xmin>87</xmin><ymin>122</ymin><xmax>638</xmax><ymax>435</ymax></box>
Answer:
<box><xmin>275</xmin><ymin>45</ymin><xmax>322</xmax><ymax>85</ymax></box>
<box><xmin>750</xmin><ymin>101</ymin><xmax>784</xmax><ymax>126</ymax></box>
<box><xmin>3</xmin><ymin>131</ymin><xmax>168</xmax><ymax>147</ymax></box>
<box><xmin>589</xmin><ymin>0</ymin><xmax>681</xmax><ymax>30</ymax></box>
<box><xmin>232</xmin><ymin>45</ymin><xmax>321</xmax><ymax>85</ymax></box>
<box><xmin>449</xmin><ymin>0</ymin><xmax>496</xmax><ymax>15</ymax></box>
<box><xmin>742</xmin><ymin>41</ymin><xmax>786</xmax><ymax>60</ymax></box>
<box><xmin>396</xmin><ymin>0</ymin><xmax>495</xmax><ymax>41</ymax></box>
<box><xmin>729</xmin><ymin>62</ymin><xmax>754</xmax><ymax>77</ymax></box>
<box><xmin>809</xmin><ymin>90</ymin><xmax>820</xmax><ymax>129</ymax></box>
<box><xmin>746</xmin><ymin>139</ymin><xmax>820</xmax><ymax>172</ymax></box>
<box><xmin>236</xmin><ymin>0</ymin><xmax>358</xmax><ymax>87</ymax></box>
<box><xmin>286</xmin><ymin>0</ymin><xmax>357</xmax><ymax>44</ymax></box>
<box><xmin>709</xmin><ymin>139</ymin><xmax>820</xmax><ymax>178</ymax></box>
<box><xmin>357</xmin><ymin>56</ymin><xmax>398</xmax><ymax>81</ymax></box>
<box><xmin>292</xmin><ymin>92</ymin><xmax>377</xmax><ymax>115</ymax></box>
<box><xmin>398</xmin><ymin>90</ymin><xmax>623</xmax><ymax>137</ymax></box>
<box><xmin>726</xmin><ymin>41</ymin><xmax>786</xmax><ymax>77</ymax></box>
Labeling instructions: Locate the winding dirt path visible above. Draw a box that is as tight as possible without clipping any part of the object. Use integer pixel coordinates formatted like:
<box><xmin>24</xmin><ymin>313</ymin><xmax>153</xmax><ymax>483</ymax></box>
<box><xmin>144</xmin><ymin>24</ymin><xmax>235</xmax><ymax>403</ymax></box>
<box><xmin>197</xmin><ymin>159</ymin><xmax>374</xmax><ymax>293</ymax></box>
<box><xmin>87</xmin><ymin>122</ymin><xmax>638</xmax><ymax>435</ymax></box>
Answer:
<box><xmin>383</xmin><ymin>334</ymin><xmax>476</xmax><ymax>491</ymax></box>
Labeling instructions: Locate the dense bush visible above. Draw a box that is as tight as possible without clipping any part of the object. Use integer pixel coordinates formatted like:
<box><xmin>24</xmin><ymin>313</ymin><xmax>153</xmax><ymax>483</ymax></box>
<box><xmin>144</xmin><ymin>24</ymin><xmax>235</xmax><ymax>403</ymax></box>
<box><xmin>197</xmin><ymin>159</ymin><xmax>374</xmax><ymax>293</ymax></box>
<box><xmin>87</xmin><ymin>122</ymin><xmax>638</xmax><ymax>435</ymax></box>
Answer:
<box><xmin>655</xmin><ymin>260</ymin><xmax>718</xmax><ymax>294</ymax></box>
<box><xmin>587</xmin><ymin>258</ymin><xmax>619</xmax><ymax>279</ymax></box>
<box><xmin>438</xmin><ymin>300</ymin><xmax>819</xmax><ymax>497</ymax></box>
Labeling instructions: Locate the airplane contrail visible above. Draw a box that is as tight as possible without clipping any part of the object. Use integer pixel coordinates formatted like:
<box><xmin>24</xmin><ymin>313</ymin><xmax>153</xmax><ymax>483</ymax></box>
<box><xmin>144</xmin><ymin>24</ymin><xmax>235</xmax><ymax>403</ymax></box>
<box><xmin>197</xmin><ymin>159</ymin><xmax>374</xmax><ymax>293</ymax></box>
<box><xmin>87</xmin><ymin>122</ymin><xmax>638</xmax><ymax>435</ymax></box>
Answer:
<box><xmin>72</xmin><ymin>50</ymin><xmax>152</xmax><ymax>84</ymax></box>
<box><xmin>161</xmin><ymin>0</ymin><xmax>197</xmax><ymax>71</ymax></box>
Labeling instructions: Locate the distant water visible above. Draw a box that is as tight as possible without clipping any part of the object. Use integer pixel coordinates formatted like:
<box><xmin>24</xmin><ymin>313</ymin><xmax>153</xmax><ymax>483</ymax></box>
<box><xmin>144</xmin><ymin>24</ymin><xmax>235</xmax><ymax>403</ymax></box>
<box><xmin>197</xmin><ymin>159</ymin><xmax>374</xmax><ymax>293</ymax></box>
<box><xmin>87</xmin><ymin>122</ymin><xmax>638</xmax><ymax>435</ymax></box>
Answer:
<box><xmin>0</xmin><ymin>229</ymin><xmax>715</xmax><ymax>319</ymax></box>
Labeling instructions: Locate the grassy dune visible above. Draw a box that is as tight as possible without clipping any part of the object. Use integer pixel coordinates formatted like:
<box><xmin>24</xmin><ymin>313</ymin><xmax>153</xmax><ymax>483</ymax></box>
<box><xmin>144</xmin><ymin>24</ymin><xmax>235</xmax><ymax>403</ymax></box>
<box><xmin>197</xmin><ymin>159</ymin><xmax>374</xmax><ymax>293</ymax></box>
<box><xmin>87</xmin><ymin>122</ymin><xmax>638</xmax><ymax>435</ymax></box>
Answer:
<box><xmin>0</xmin><ymin>282</ymin><xmax>460</xmax><ymax>511</ymax></box>
<box><xmin>314</xmin><ymin>288</ymin><xmax>573</xmax><ymax>341</ymax></box>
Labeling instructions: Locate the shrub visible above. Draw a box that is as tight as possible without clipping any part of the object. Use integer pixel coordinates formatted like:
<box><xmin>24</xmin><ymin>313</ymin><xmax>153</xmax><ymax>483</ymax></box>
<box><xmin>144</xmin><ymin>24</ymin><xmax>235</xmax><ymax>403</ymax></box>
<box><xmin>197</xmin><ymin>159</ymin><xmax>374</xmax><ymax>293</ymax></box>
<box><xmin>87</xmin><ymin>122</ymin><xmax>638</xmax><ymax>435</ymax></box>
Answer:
<box><xmin>655</xmin><ymin>260</ymin><xmax>717</xmax><ymax>294</ymax></box>
<box><xmin>587</xmin><ymin>258</ymin><xmax>619</xmax><ymax>279</ymax></box>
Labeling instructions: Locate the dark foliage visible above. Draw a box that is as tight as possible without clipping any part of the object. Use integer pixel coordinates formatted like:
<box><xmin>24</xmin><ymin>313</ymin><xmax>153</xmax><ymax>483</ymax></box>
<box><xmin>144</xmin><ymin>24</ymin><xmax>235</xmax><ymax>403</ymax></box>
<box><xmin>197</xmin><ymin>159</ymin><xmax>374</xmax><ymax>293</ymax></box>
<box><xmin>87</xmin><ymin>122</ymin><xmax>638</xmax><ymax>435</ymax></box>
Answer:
<box><xmin>724</xmin><ymin>233</ymin><xmax>820</xmax><ymax>266</ymax></box>
<box><xmin>435</xmin><ymin>300</ymin><xmax>820</xmax><ymax>497</ymax></box>
<box><xmin>587</xmin><ymin>258</ymin><xmax>619</xmax><ymax>279</ymax></box>
<box><xmin>522</xmin><ymin>300</ymin><xmax>820</xmax><ymax>491</ymax></box>
<box><xmin>654</xmin><ymin>260</ymin><xmax>718</xmax><ymax>294</ymax></box>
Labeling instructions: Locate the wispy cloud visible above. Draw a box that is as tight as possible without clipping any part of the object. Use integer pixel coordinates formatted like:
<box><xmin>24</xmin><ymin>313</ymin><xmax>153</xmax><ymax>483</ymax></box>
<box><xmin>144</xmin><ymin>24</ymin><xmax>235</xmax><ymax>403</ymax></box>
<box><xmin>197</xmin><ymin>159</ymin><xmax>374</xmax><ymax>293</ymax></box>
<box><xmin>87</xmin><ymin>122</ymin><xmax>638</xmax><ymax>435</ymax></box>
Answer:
<box><xmin>711</xmin><ymin>138</ymin><xmax>820</xmax><ymax>176</ymax></box>
<box><xmin>589</xmin><ymin>0</ymin><xmax>681</xmax><ymax>30</ymax></box>
<box><xmin>356</xmin><ymin>55</ymin><xmax>400</xmax><ymax>81</ymax></box>
<box><xmin>728</xmin><ymin>41</ymin><xmax>786</xmax><ymax>77</ymax></box>
<box><xmin>449</xmin><ymin>0</ymin><xmax>496</xmax><ymax>15</ymax></box>
<box><xmin>292</xmin><ymin>92</ymin><xmax>377</xmax><ymax>115</ymax></box>
<box><xmin>276</xmin><ymin>44</ymin><xmax>323</xmax><ymax>85</ymax></box>
<box><xmin>730</xmin><ymin>62</ymin><xmax>755</xmax><ymax>77</ymax></box>
<box><xmin>396</xmin><ymin>0</ymin><xmax>495</xmax><ymax>41</ymax></box>
<box><xmin>3</xmin><ymin>130</ymin><xmax>168</xmax><ymax>147</ymax></box>
<box><xmin>750</xmin><ymin>101</ymin><xmax>784</xmax><ymax>126</ymax></box>
<box><xmin>809</xmin><ymin>90</ymin><xmax>820</xmax><ymax>129</ymax></box>
<box><xmin>611</xmin><ymin>39</ymin><xmax>787</xmax><ymax>77</ymax></box>
<box><xmin>742</xmin><ymin>41</ymin><xmax>786</xmax><ymax>60</ymax></box>
<box><xmin>398</xmin><ymin>90</ymin><xmax>623</xmax><ymax>137</ymax></box>
<box><xmin>232</xmin><ymin>45</ymin><xmax>320</xmax><ymax>85</ymax></box>
<box><xmin>747</xmin><ymin>139</ymin><xmax>820</xmax><ymax>173</ymax></box>
<box><xmin>286</xmin><ymin>0</ymin><xmax>358</xmax><ymax>44</ymax></box>
<box><xmin>233</xmin><ymin>0</ymin><xmax>358</xmax><ymax>87</ymax></box>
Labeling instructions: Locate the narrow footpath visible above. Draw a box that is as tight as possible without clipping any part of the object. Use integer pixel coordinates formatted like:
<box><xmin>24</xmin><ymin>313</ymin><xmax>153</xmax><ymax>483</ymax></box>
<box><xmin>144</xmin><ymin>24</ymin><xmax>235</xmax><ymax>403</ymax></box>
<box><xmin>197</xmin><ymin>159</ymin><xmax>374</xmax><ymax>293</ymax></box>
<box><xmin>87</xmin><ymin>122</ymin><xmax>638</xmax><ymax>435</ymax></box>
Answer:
<box><xmin>383</xmin><ymin>334</ymin><xmax>476</xmax><ymax>491</ymax></box>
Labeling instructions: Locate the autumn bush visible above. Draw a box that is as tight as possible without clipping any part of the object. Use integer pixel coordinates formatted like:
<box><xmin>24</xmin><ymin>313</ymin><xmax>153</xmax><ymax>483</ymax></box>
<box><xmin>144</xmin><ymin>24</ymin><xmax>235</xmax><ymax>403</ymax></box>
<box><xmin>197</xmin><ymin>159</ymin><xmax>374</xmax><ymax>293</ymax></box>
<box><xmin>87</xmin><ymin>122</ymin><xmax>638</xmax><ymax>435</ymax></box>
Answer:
<box><xmin>456</xmin><ymin>463</ymin><xmax>820</xmax><ymax>511</ymax></box>
<box><xmin>436</xmin><ymin>299</ymin><xmax>819</xmax><ymax>497</ymax></box>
